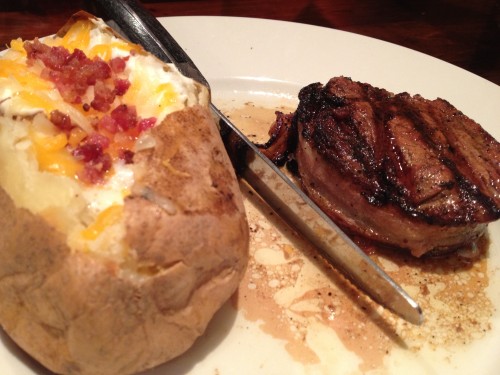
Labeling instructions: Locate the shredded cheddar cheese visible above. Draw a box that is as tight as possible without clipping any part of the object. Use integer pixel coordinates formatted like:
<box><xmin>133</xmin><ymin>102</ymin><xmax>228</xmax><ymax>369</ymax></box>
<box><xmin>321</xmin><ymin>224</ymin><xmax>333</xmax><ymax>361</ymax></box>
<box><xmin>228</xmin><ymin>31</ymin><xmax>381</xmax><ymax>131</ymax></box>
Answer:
<box><xmin>32</xmin><ymin>132</ymin><xmax>67</xmax><ymax>152</ymax></box>
<box><xmin>16</xmin><ymin>91</ymin><xmax>57</xmax><ymax>114</ymax></box>
<box><xmin>58</xmin><ymin>20</ymin><xmax>91</xmax><ymax>52</ymax></box>
<box><xmin>0</xmin><ymin>60</ymin><xmax>52</xmax><ymax>90</ymax></box>
<box><xmin>87</xmin><ymin>41</ymin><xmax>135</xmax><ymax>60</ymax></box>
<box><xmin>155</xmin><ymin>83</ymin><xmax>178</xmax><ymax>106</ymax></box>
<box><xmin>30</xmin><ymin>130</ymin><xmax>82</xmax><ymax>178</ymax></box>
<box><xmin>36</xmin><ymin>149</ymin><xmax>82</xmax><ymax>177</ymax></box>
<box><xmin>68</xmin><ymin>127</ymin><xmax>88</xmax><ymax>148</ymax></box>
<box><xmin>81</xmin><ymin>204</ymin><xmax>123</xmax><ymax>240</ymax></box>
<box><xmin>9</xmin><ymin>37</ymin><xmax>26</xmax><ymax>55</ymax></box>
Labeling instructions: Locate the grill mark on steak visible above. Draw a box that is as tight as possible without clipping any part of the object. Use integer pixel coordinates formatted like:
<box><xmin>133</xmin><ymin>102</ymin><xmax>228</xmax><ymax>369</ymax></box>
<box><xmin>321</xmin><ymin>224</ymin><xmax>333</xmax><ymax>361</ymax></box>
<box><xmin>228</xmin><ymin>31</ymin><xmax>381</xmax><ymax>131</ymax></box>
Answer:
<box><xmin>395</xmin><ymin>94</ymin><xmax>500</xmax><ymax>221</ymax></box>
<box><xmin>259</xmin><ymin>76</ymin><xmax>500</xmax><ymax>256</ymax></box>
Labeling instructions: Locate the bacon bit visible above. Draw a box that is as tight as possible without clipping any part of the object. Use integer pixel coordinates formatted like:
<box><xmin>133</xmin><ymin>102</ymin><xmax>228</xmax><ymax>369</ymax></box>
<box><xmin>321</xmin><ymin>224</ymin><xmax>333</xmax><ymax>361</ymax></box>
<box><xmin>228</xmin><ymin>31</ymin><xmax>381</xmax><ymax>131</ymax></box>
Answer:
<box><xmin>119</xmin><ymin>149</ymin><xmax>135</xmax><ymax>164</ymax></box>
<box><xmin>73</xmin><ymin>133</ymin><xmax>113</xmax><ymax>184</ymax></box>
<box><xmin>78</xmin><ymin>153</ymin><xmax>113</xmax><ymax>184</ymax></box>
<box><xmin>77</xmin><ymin>56</ymin><xmax>111</xmax><ymax>85</ymax></box>
<box><xmin>91</xmin><ymin>80</ymin><xmax>116</xmax><ymax>112</ymax></box>
<box><xmin>98</xmin><ymin>114</ymin><xmax>118</xmax><ymax>134</ymax></box>
<box><xmin>24</xmin><ymin>39</ymin><xmax>69</xmax><ymax>69</ymax></box>
<box><xmin>111</xmin><ymin>104</ymin><xmax>137</xmax><ymax>131</ymax></box>
<box><xmin>50</xmin><ymin>110</ymin><xmax>74</xmax><ymax>134</ymax></box>
<box><xmin>73</xmin><ymin>143</ymin><xmax>104</xmax><ymax>163</ymax></box>
<box><xmin>109</xmin><ymin>56</ymin><xmax>127</xmax><ymax>73</ymax></box>
<box><xmin>138</xmin><ymin>117</ymin><xmax>156</xmax><ymax>132</ymax></box>
<box><xmin>87</xmin><ymin>132</ymin><xmax>111</xmax><ymax>149</ymax></box>
<box><xmin>114</xmin><ymin>78</ymin><xmax>131</xmax><ymax>96</ymax></box>
<box><xmin>73</xmin><ymin>134</ymin><xmax>109</xmax><ymax>161</ymax></box>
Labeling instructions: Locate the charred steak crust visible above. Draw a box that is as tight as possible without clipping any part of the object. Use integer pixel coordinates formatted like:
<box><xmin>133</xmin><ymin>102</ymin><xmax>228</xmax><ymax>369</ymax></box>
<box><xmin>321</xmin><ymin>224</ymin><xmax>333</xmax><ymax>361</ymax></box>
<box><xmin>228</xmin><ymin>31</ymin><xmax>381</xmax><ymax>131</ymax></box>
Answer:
<box><xmin>260</xmin><ymin>76</ymin><xmax>500</xmax><ymax>256</ymax></box>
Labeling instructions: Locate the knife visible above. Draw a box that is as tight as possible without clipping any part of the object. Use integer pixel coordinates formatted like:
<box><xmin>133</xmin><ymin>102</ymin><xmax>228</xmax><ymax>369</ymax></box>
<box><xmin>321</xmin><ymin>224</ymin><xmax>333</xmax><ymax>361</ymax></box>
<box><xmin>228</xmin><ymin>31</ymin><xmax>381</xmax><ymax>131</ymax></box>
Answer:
<box><xmin>85</xmin><ymin>0</ymin><xmax>423</xmax><ymax>325</ymax></box>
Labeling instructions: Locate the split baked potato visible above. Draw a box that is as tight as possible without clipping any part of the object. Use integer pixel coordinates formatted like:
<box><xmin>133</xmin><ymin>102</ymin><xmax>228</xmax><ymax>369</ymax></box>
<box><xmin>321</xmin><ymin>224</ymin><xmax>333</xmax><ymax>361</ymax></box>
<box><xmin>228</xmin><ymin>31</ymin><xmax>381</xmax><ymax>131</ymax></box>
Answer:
<box><xmin>0</xmin><ymin>11</ymin><xmax>249</xmax><ymax>375</ymax></box>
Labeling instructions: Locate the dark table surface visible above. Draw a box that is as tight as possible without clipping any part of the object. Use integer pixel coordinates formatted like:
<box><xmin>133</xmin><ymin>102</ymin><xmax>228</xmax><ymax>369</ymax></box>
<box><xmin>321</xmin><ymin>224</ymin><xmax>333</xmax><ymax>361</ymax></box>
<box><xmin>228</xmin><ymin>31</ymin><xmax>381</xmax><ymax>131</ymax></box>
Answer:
<box><xmin>0</xmin><ymin>0</ymin><xmax>499</xmax><ymax>85</ymax></box>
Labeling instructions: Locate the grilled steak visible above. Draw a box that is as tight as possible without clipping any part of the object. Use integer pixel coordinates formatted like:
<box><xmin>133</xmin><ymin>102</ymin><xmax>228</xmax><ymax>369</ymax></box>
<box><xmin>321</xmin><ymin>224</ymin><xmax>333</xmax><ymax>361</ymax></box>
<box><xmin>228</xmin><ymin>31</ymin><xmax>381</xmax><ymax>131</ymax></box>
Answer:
<box><xmin>260</xmin><ymin>76</ymin><xmax>500</xmax><ymax>257</ymax></box>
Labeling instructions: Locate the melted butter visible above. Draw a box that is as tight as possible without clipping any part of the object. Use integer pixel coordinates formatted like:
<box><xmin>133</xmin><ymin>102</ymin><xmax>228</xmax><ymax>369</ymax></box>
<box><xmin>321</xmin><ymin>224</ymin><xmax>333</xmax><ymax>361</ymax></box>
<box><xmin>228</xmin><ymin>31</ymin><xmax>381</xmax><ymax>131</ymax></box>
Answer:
<box><xmin>224</xmin><ymin>102</ymin><xmax>493</xmax><ymax>373</ymax></box>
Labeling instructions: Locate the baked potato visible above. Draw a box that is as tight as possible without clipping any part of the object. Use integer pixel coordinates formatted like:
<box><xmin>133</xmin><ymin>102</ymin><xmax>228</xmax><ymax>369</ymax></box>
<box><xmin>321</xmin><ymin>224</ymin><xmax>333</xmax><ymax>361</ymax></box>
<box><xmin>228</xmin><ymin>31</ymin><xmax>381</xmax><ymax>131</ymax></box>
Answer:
<box><xmin>0</xmin><ymin>11</ymin><xmax>249</xmax><ymax>375</ymax></box>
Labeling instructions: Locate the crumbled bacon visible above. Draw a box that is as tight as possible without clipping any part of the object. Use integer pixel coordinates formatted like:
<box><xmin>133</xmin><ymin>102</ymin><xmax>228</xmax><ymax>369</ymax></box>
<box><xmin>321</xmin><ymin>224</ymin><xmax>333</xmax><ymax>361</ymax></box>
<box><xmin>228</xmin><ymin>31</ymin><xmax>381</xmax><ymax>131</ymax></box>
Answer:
<box><xmin>50</xmin><ymin>110</ymin><xmax>74</xmax><ymax>134</ymax></box>
<box><xmin>25</xmin><ymin>39</ymin><xmax>158</xmax><ymax>185</ymax></box>
<box><xmin>138</xmin><ymin>117</ymin><xmax>156</xmax><ymax>132</ymax></box>
<box><xmin>73</xmin><ymin>133</ymin><xmax>113</xmax><ymax>184</ymax></box>
<box><xmin>78</xmin><ymin>153</ymin><xmax>113</xmax><ymax>184</ymax></box>
<box><xmin>86</xmin><ymin>132</ymin><xmax>111</xmax><ymax>150</ymax></box>
<box><xmin>109</xmin><ymin>56</ymin><xmax>127</xmax><ymax>73</ymax></box>
<box><xmin>79</xmin><ymin>58</ymin><xmax>112</xmax><ymax>85</ymax></box>
<box><xmin>111</xmin><ymin>104</ymin><xmax>137</xmax><ymax>131</ymax></box>
<box><xmin>114</xmin><ymin>78</ymin><xmax>131</xmax><ymax>96</ymax></box>
<box><xmin>96</xmin><ymin>105</ymin><xmax>142</xmax><ymax>134</ymax></box>
<box><xmin>24</xmin><ymin>39</ymin><xmax>69</xmax><ymax>70</ymax></box>
<box><xmin>24</xmin><ymin>40</ymin><xmax>128</xmax><ymax>105</ymax></box>
<box><xmin>26</xmin><ymin>40</ymin><xmax>113</xmax><ymax>103</ymax></box>
<box><xmin>91</xmin><ymin>81</ymin><xmax>116</xmax><ymax>112</ymax></box>
<box><xmin>97</xmin><ymin>114</ymin><xmax>118</xmax><ymax>134</ymax></box>
<box><xmin>119</xmin><ymin>149</ymin><xmax>135</xmax><ymax>164</ymax></box>
<box><xmin>73</xmin><ymin>143</ymin><xmax>104</xmax><ymax>163</ymax></box>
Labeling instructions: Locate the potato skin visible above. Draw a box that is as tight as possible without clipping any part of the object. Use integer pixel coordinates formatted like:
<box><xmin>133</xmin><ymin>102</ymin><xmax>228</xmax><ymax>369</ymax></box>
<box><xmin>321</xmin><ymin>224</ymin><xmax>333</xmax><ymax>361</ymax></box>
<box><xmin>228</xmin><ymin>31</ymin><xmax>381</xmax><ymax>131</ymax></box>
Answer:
<box><xmin>0</xmin><ymin>105</ymin><xmax>249</xmax><ymax>374</ymax></box>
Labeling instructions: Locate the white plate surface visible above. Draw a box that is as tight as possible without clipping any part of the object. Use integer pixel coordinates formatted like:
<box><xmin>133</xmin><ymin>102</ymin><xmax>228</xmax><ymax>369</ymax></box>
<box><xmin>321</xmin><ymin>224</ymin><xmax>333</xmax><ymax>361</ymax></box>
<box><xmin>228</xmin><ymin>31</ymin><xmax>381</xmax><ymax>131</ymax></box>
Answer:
<box><xmin>1</xmin><ymin>16</ymin><xmax>499</xmax><ymax>375</ymax></box>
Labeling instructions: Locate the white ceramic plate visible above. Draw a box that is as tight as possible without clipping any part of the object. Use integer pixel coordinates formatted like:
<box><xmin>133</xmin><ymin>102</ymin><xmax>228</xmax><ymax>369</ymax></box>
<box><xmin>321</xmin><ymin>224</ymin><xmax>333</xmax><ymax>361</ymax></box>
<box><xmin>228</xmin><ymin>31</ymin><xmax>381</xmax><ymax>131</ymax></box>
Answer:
<box><xmin>1</xmin><ymin>16</ymin><xmax>499</xmax><ymax>375</ymax></box>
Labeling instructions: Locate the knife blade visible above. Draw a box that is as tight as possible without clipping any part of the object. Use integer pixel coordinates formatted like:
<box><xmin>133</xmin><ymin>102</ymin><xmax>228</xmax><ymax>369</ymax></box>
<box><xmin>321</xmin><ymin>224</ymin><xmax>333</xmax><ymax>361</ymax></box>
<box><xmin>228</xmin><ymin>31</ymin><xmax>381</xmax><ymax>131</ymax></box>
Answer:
<box><xmin>85</xmin><ymin>0</ymin><xmax>423</xmax><ymax>325</ymax></box>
